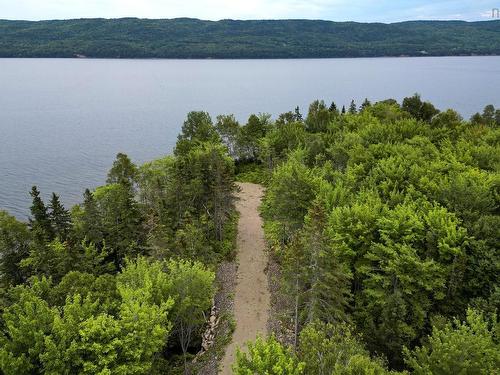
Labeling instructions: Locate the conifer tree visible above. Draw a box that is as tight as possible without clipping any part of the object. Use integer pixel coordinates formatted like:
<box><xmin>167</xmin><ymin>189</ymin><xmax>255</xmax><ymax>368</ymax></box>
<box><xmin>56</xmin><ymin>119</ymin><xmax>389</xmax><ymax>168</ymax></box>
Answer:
<box><xmin>329</xmin><ymin>101</ymin><xmax>338</xmax><ymax>113</ymax></box>
<box><xmin>294</xmin><ymin>106</ymin><xmax>303</xmax><ymax>121</ymax></box>
<box><xmin>29</xmin><ymin>186</ymin><xmax>54</xmax><ymax>241</ymax></box>
<box><xmin>349</xmin><ymin>99</ymin><xmax>357</xmax><ymax>114</ymax></box>
<box><xmin>80</xmin><ymin>188</ymin><xmax>104</xmax><ymax>246</ymax></box>
<box><xmin>341</xmin><ymin>105</ymin><xmax>346</xmax><ymax>115</ymax></box>
<box><xmin>300</xmin><ymin>203</ymin><xmax>351</xmax><ymax>325</ymax></box>
<box><xmin>360</xmin><ymin>98</ymin><xmax>372</xmax><ymax>111</ymax></box>
<box><xmin>49</xmin><ymin>193</ymin><xmax>72</xmax><ymax>242</ymax></box>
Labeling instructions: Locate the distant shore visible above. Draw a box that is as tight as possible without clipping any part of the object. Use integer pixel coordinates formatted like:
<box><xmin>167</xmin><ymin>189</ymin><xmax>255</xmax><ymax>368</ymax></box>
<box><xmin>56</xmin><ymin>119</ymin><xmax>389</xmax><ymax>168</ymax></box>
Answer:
<box><xmin>1</xmin><ymin>18</ymin><xmax>499</xmax><ymax>59</ymax></box>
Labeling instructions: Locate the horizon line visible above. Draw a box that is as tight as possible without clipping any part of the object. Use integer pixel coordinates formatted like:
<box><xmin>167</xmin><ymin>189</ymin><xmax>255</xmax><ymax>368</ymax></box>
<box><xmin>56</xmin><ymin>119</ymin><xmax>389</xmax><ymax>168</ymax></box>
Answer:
<box><xmin>2</xmin><ymin>17</ymin><xmax>499</xmax><ymax>24</ymax></box>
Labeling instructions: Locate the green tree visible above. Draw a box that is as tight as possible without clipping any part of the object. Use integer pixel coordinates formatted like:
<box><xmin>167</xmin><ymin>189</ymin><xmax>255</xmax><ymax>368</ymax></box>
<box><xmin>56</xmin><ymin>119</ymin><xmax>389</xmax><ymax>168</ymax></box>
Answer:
<box><xmin>404</xmin><ymin>309</ymin><xmax>499</xmax><ymax>375</ymax></box>
<box><xmin>93</xmin><ymin>183</ymin><xmax>146</xmax><ymax>269</ymax></box>
<box><xmin>238</xmin><ymin>113</ymin><xmax>270</xmax><ymax>160</ymax></box>
<box><xmin>470</xmin><ymin>112</ymin><xmax>484</xmax><ymax>125</ymax></box>
<box><xmin>114</xmin><ymin>259</ymin><xmax>174</xmax><ymax>374</ymax></box>
<box><xmin>360</xmin><ymin>98</ymin><xmax>372</xmax><ymax>112</ymax></box>
<box><xmin>107</xmin><ymin>152</ymin><xmax>138</xmax><ymax>187</ymax></box>
<box><xmin>215</xmin><ymin>114</ymin><xmax>240</xmax><ymax>158</ymax></box>
<box><xmin>48</xmin><ymin>193</ymin><xmax>72</xmax><ymax>242</ymax></box>
<box><xmin>0</xmin><ymin>287</ymin><xmax>56</xmax><ymax>374</ymax></box>
<box><xmin>175</xmin><ymin>111</ymin><xmax>219</xmax><ymax>156</ymax></box>
<box><xmin>349</xmin><ymin>100</ymin><xmax>357</xmax><ymax>114</ymax></box>
<box><xmin>305</xmin><ymin>100</ymin><xmax>330</xmax><ymax>132</ymax></box>
<box><xmin>298</xmin><ymin>321</ymin><xmax>391</xmax><ymax>375</ymax></box>
<box><xmin>300</xmin><ymin>204</ymin><xmax>351</xmax><ymax>324</ymax></box>
<box><xmin>233</xmin><ymin>335</ymin><xmax>305</xmax><ymax>375</ymax></box>
<box><xmin>294</xmin><ymin>106</ymin><xmax>303</xmax><ymax>121</ymax></box>
<box><xmin>329</xmin><ymin>101</ymin><xmax>338</xmax><ymax>114</ymax></box>
<box><xmin>29</xmin><ymin>186</ymin><xmax>54</xmax><ymax>241</ymax></box>
<box><xmin>283</xmin><ymin>203</ymin><xmax>351</xmax><ymax>347</ymax></box>
<box><xmin>481</xmin><ymin>104</ymin><xmax>495</xmax><ymax>125</ymax></box>
<box><xmin>73</xmin><ymin>188</ymin><xmax>104</xmax><ymax>246</ymax></box>
<box><xmin>262</xmin><ymin>157</ymin><xmax>320</xmax><ymax>245</ymax></box>
<box><xmin>0</xmin><ymin>211</ymin><xmax>31</xmax><ymax>287</ymax></box>
<box><xmin>402</xmin><ymin>94</ymin><xmax>439</xmax><ymax>122</ymax></box>
<box><xmin>165</xmin><ymin>258</ymin><xmax>215</xmax><ymax>374</ymax></box>
<box><xmin>21</xmin><ymin>239</ymin><xmax>74</xmax><ymax>282</ymax></box>
<box><xmin>172</xmin><ymin>141</ymin><xmax>236</xmax><ymax>255</ymax></box>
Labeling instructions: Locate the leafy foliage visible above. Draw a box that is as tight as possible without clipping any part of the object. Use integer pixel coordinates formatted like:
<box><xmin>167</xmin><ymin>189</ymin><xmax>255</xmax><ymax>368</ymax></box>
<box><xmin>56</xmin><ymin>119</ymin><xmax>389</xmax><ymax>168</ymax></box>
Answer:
<box><xmin>256</xmin><ymin>98</ymin><xmax>500</xmax><ymax>371</ymax></box>
<box><xmin>404</xmin><ymin>309</ymin><xmax>499</xmax><ymax>375</ymax></box>
<box><xmin>233</xmin><ymin>335</ymin><xmax>305</xmax><ymax>375</ymax></box>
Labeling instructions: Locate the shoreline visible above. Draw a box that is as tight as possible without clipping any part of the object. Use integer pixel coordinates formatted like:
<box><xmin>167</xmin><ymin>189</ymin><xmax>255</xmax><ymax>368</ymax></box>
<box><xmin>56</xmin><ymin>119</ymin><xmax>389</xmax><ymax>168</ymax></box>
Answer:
<box><xmin>1</xmin><ymin>54</ymin><xmax>499</xmax><ymax>61</ymax></box>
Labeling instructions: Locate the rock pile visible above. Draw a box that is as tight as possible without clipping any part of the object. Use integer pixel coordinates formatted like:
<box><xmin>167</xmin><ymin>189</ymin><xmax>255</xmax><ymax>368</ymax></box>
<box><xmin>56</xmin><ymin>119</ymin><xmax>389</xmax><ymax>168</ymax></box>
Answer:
<box><xmin>197</xmin><ymin>302</ymin><xmax>219</xmax><ymax>356</ymax></box>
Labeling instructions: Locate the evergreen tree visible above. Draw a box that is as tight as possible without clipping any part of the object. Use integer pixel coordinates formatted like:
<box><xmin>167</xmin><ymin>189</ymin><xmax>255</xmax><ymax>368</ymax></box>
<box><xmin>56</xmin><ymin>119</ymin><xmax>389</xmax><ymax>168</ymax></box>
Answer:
<box><xmin>29</xmin><ymin>186</ymin><xmax>54</xmax><ymax>241</ymax></box>
<box><xmin>349</xmin><ymin>99</ymin><xmax>357</xmax><ymax>114</ymax></box>
<box><xmin>360</xmin><ymin>98</ymin><xmax>372</xmax><ymax>111</ymax></box>
<box><xmin>341</xmin><ymin>105</ymin><xmax>346</xmax><ymax>115</ymax></box>
<box><xmin>49</xmin><ymin>193</ymin><xmax>72</xmax><ymax>242</ymax></box>
<box><xmin>294</xmin><ymin>106</ymin><xmax>303</xmax><ymax>121</ymax></box>
<box><xmin>329</xmin><ymin>101</ymin><xmax>338</xmax><ymax>113</ymax></box>
<box><xmin>92</xmin><ymin>183</ymin><xmax>146</xmax><ymax>269</ymax></box>
<box><xmin>300</xmin><ymin>204</ymin><xmax>351</xmax><ymax>325</ymax></box>
<box><xmin>79</xmin><ymin>189</ymin><xmax>104</xmax><ymax>246</ymax></box>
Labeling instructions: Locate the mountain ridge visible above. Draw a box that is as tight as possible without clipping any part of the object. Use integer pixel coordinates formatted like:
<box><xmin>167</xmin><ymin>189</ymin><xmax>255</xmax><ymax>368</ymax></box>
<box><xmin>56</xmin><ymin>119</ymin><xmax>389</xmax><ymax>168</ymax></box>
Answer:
<box><xmin>1</xmin><ymin>18</ymin><xmax>499</xmax><ymax>58</ymax></box>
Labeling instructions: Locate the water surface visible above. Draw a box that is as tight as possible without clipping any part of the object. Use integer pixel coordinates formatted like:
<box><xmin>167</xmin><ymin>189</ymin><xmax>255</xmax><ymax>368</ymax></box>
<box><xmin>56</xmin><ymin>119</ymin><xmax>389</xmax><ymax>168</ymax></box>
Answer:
<box><xmin>1</xmin><ymin>57</ymin><xmax>499</xmax><ymax>219</ymax></box>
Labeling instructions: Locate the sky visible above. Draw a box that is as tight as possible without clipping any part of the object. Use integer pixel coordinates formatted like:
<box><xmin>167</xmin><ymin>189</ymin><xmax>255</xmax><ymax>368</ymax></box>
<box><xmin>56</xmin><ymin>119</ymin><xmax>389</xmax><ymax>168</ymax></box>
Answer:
<box><xmin>0</xmin><ymin>0</ymin><xmax>499</xmax><ymax>22</ymax></box>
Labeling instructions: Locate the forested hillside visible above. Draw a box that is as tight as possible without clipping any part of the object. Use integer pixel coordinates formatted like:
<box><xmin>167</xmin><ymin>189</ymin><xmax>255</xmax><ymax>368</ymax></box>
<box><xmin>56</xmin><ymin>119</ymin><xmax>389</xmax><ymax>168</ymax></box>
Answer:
<box><xmin>1</xmin><ymin>18</ymin><xmax>499</xmax><ymax>58</ymax></box>
<box><xmin>0</xmin><ymin>96</ymin><xmax>499</xmax><ymax>373</ymax></box>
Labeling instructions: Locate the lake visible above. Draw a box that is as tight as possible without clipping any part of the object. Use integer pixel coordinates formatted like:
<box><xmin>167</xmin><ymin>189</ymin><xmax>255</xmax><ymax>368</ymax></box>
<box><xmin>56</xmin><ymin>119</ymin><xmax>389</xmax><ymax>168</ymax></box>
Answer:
<box><xmin>1</xmin><ymin>56</ymin><xmax>499</xmax><ymax>219</ymax></box>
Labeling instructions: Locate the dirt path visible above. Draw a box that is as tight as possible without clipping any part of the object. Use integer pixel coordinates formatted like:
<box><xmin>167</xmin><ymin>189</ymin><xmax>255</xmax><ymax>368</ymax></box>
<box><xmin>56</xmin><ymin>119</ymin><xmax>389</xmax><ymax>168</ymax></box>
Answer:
<box><xmin>220</xmin><ymin>182</ymin><xmax>270</xmax><ymax>374</ymax></box>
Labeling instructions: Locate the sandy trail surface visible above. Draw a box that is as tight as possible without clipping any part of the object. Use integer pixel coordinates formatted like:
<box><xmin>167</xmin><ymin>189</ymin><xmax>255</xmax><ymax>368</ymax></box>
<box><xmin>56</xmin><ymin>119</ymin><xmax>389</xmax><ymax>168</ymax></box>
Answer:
<box><xmin>219</xmin><ymin>182</ymin><xmax>270</xmax><ymax>374</ymax></box>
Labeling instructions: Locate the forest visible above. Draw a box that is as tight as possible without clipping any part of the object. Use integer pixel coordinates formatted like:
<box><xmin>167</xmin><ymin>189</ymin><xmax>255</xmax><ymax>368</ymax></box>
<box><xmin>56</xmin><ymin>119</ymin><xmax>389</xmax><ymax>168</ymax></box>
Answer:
<box><xmin>0</xmin><ymin>18</ymin><xmax>500</xmax><ymax>58</ymax></box>
<box><xmin>0</xmin><ymin>95</ymin><xmax>499</xmax><ymax>374</ymax></box>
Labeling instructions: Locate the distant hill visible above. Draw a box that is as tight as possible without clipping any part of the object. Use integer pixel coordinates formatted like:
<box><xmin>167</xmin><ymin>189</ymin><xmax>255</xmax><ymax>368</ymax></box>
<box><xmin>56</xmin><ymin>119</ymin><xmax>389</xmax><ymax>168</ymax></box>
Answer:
<box><xmin>0</xmin><ymin>18</ymin><xmax>499</xmax><ymax>58</ymax></box>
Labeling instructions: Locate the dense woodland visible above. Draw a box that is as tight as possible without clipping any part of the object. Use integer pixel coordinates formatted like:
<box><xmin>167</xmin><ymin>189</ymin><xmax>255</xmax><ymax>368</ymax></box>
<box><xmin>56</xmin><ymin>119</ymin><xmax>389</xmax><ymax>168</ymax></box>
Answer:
<box><xmin>1</xmin><ymin>18</ymin><xmax>500</xmax><ymax>58</ymax></box>
<box><xmin>0</xmin><ymin>95</ymin><xmax>499</xmax><ymax>374</ymax></box>
<box><xmin>0</xmin><ymin>114</ymin><xmax>237</xmax><ymax>374</ymax></box>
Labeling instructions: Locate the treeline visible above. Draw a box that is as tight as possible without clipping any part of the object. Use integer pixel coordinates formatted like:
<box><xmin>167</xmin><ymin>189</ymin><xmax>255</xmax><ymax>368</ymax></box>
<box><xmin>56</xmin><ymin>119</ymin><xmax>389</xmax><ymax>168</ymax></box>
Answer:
<box><xmin>0</xmin><ymin>113</ymin><xmax>238</xmax><ymax>374</ymax></box>
<box><xmin>229</xmin><ymin>96</ymin><xmax>499</xmax><ymax>373</ymax></box>
<box><xmin>1</xmin><ymin>18</ymin><xmax>500</xmax><ymax>58</ymax></box>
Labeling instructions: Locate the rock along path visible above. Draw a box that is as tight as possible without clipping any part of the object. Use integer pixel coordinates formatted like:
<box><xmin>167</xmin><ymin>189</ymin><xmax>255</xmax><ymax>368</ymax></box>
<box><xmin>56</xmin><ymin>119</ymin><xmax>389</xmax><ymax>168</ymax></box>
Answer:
<box><xmin>220</xmin><ymin>182</ymin><xmax>270</xmax><ymax>374</ymax></box>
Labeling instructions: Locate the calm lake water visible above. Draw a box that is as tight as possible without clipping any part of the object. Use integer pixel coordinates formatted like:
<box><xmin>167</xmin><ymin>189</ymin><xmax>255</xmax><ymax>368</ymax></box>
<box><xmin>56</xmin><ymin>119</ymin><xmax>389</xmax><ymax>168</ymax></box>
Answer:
<box><xmin>1</xmin><ymin>56</ymin><xmax>499</xmax><ymax>219</ymax></box>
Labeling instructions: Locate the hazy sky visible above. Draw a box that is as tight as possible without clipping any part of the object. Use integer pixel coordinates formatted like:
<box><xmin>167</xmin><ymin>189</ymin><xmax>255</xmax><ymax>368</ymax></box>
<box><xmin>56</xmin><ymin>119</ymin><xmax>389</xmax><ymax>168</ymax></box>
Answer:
<box><xmin>1</xmin><ymin>0</ymin><xmax>499</xmax><ymax>22</ymax></box>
